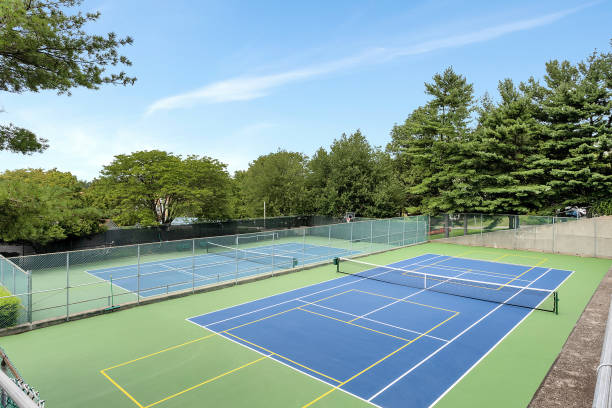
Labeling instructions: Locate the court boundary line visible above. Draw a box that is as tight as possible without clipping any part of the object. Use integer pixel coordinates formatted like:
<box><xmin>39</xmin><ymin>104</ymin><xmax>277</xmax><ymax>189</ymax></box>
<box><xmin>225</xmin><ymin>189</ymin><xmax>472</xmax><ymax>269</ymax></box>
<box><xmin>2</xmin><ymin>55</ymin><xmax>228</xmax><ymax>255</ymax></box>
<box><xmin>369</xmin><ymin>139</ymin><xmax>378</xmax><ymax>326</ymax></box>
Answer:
<box><xmin>295</xmin><ymin>299</ymin><xmax>449</xmax><ymax>342</ymax></box>
<box><xmin>187</xmin><ymin>254</ymin><xmax>449</xmax><ymax>328</ymax></box>
<box><xmin>301</xmin><ymin>308</ymin><xmax>460</xmax><ymax>407</ymax></box>
<box><xmin>367</xmin><ymin>267</ymin><xmax>573</xmax><ymax>404</ymax></box>
<box><xmin>447</xmin><ymin>250</ymin><xmax>549</xmax><ymax>268</ymax></box>
<box><xmin>426</xmin><ymin>269</ymin><xmax>575</xmax><ymax>408</ymax></box>
<box><xmin>201</xmin><ymin>327</ymin><xmax>383</xmax><ymax>408</ymax></box>
<box><xmin>215</xmin><ymin>292</ymin><xmax>459</xmax><ymax>406</ymax></box>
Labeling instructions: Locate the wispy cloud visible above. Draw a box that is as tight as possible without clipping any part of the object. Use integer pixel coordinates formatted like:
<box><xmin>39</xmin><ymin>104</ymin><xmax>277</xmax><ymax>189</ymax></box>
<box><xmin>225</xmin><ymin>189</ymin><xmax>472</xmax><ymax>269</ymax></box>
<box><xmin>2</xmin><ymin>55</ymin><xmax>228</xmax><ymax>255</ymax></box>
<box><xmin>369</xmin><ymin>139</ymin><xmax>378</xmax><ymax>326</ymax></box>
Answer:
<box><xmin>146</xmin><ymin>4</ymin><xmax>591</xmax><ymax>115</ymax></box>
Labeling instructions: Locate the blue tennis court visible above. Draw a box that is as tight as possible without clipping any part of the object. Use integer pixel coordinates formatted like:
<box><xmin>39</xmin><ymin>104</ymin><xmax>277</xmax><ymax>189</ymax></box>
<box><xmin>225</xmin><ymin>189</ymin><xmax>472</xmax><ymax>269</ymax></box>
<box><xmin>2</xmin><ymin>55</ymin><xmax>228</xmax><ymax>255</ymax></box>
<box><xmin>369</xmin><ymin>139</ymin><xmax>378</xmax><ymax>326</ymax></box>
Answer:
<box><xmin>87</xmin><ymin>242</ymin><xmax>361</xmax><ymax>297</ymax></box>
<box><xmin>187</xmin><ymin>253</ymin><xmax>572</xmax><ymax>408</ymax></box>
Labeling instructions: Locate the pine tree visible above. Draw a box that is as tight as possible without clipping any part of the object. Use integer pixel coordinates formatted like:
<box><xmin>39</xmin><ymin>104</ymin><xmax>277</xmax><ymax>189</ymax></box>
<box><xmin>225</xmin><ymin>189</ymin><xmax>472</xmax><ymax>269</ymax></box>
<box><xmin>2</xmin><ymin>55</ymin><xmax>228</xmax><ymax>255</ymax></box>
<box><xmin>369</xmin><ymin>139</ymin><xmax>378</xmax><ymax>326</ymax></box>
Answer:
<box><xmin>389</xmin><ymin>67</ymin><xmax>479</xmax><ymax>214</ymax></box>
<box><xmin>535</xmin><ymin>48</ymin><xmax>612</xmax><ymax>210</ymax></box>
<box><xmin>473</xmin><ymin>79</ymin><xmax>550</xmax><ymax>213</ymax></box>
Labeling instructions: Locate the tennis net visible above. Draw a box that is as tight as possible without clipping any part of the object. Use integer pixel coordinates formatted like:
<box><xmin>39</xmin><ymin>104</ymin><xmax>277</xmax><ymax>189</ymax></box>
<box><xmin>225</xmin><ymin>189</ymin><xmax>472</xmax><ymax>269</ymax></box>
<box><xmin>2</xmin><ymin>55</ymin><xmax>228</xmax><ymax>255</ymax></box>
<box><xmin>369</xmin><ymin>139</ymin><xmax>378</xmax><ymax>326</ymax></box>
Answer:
<box><xmin>207</xmin><ymin>242</ymin><xmax>297</xmax><ymax>269</ymax></box>
<box><xmin>335</xmin><ymin>257</ymin><xmax>558</xmax><ymax>313</ymax></box>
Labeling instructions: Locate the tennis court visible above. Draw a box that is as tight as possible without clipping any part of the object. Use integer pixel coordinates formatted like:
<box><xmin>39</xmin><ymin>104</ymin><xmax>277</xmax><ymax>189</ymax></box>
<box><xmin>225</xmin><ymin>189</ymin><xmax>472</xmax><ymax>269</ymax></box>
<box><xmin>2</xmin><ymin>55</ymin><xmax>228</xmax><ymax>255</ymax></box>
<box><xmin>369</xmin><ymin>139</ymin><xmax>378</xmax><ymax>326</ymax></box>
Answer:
<box><xmin>88</xmin><ymin>242</ymin><xmax>361</xmax><ymax>298</ymax></box>
<box><xmin>100</xmin><ymin>252</ymin><xmax>572</xmax><ymax>408</ymax></box>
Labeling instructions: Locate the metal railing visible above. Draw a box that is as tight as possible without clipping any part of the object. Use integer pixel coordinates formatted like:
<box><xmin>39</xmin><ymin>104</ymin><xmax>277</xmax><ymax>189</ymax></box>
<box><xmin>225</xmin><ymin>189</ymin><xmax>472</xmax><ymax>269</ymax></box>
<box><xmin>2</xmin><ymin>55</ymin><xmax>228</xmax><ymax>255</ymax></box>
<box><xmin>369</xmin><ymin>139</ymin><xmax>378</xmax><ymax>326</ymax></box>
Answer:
<box><xmin>0</xmin><ymin>216</ymin><xmax>428</xmax><ymax>331</ymax></box>
<box><xmin>593</xmin><ymin>295</ymin><xmax>612</xmax><ymax>408</ymax></box>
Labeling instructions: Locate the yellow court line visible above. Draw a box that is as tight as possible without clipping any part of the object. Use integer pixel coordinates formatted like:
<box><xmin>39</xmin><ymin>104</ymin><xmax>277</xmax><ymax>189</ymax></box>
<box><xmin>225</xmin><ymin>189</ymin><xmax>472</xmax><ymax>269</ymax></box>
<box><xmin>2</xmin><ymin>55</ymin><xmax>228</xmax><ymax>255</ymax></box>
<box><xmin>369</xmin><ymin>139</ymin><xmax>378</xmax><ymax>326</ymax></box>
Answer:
<box><xmin>100</xmin><ymin>370</ymin><xmax>145</xmax><ymax>408</ymax></box>
<box><xmin>499</xmin><ymin>258</ymin><xmax>548</xmax><ymax>288</ymax></box>
<box><xmin>144</xmin><ymin>356</ymin><xmax>267</xmax><ymax>408</ymax></box>
<box><xmin>225</xmin><ymin>290</ymin><xmax>354</xmax><ymax>332</ymax></box>
<box><xmin>223</xmin><ymin>331</ymin><xmax>342</xmax><ymax>384</ymax></box>
<box><xmin>421</xmin><ymin>264</ymin><xmax>520</xmax><ymax>279</ymax></box>
<box><xmin>301</xmin><ymin>310</ymin><xmax>460</xmax><ymax>407</ymax></box>
<box><xmin>297</xmin><ymin>307</ymin><xmax>413</xmax><ymax>342</ymax></box>
<box><xmin>103</xmin><ymin>333</ymin><xmax>217</xmax><ymax>371</ymax></box>
<box><xmin>492</xmin><ymin>254</ymin><xmax>509</xmax><ymax>262</ymax></box>
<box><xmin>351</xmin><ymin>289</ymin><xmax>458</xmax><ymax>314</ymax></box>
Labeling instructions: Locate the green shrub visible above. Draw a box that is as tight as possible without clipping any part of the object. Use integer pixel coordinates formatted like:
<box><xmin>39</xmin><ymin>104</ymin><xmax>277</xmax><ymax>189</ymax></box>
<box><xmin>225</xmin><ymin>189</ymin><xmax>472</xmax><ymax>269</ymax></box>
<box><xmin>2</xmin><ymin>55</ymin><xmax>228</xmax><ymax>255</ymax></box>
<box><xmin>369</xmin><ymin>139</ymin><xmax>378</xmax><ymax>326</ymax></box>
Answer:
<box><xmin>0</xmin><ymin>286</ymin><xmax>20</xmax><ymax>328</ymax></box>
<box><xmin>591</xmin><ymin>200</ymin><xmax>612</xmax><ymax>216</ymax></box>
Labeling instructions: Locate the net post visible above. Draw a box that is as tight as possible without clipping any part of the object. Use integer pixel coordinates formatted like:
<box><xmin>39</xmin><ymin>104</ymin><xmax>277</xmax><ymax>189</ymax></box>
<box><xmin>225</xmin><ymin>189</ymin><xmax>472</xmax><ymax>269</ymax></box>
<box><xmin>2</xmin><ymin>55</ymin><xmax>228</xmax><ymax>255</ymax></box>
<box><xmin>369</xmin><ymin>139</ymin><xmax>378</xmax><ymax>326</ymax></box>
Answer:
<box><xmin>554</xmin><ymin>292</ymin><xmax>559</xmax><ymax>315</ymax></box>
<box><xmin>27</xmin><ymin>271</ymin><xmax>32</xmax><ymax>323</ymax></box>
<box><xmin>110</xmin><ymin>274</ymin><xmax>114</xmax><ymax>307</ymax></box>
<box><xmin>192</xmin><ymin>239</ymin><xmax>195</xmax><ymax>294</ymax></box>
<box><xmin>333</xmin><ymin>257</ymin><xmax>340</xmax><ymax>272</ymax></box>
<box><xmin>137</xmin><ymin>244</ymin><xmax>141</xmax><ymax>304</ymax></box>
<box><xmin>66</xmin><ymin>252</ymin><xmax>69</xmax><ymax>321</ymax></box>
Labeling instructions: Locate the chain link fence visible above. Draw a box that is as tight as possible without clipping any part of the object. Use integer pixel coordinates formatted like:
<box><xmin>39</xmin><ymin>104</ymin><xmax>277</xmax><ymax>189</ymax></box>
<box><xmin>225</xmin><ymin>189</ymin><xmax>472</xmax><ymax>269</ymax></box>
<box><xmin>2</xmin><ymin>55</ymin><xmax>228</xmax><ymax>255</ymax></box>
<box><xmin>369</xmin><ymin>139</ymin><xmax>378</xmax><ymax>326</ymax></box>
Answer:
<box><xmin>431</xmin><ymin>213</ymin><xmax>611</xmax><ymax>258</ymax></box>
<box><xmin>1</xmin><ymin>216</ymin><xmax>428</xmax><ymax>331</ymax></box>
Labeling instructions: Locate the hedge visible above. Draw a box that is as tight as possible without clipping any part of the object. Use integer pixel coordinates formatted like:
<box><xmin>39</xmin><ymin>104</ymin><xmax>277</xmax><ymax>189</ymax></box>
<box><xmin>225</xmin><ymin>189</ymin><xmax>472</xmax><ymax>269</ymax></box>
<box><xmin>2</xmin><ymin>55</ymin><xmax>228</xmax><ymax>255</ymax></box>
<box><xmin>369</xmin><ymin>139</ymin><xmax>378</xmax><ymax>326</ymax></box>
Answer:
<box><xmin>0</xmin><ymin>286</ymin><xmax>21</xmax><ymax>328</ymax></box>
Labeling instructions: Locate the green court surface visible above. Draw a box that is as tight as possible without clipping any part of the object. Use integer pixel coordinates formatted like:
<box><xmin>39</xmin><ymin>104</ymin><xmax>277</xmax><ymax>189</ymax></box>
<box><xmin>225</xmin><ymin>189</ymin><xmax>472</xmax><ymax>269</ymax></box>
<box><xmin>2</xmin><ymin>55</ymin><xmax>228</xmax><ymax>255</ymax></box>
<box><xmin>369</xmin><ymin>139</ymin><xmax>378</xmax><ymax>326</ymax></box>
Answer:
<box><xmin>1</xmin><ymin>242</ymin><xmax>610</xmax><ymax>408</ymax></box>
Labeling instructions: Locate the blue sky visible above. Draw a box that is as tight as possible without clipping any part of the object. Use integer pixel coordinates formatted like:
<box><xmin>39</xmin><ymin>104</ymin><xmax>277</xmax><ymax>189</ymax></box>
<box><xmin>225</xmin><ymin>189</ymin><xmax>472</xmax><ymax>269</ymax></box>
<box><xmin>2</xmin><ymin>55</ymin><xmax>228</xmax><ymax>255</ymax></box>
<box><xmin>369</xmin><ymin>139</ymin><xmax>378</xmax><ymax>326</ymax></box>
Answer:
<box><xmin>1</xmin><ymin>0</ymin><xmax>610</xmax><ymax>180</ymax></box>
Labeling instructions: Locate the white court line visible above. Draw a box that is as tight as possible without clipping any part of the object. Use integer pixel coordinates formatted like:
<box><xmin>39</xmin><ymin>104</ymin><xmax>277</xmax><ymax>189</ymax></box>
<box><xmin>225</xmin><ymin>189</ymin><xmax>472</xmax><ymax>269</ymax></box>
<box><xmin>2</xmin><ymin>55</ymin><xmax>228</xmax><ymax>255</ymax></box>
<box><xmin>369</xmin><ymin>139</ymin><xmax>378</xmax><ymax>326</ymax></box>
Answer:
<box><xmin>296</xmin><ymin>299</ymin><xmax>449</xmax><ymax>343</ymax></box>
<box><xmin>367</xmin><ymin>266</ymin><xmax>566</xmax><ymax>403</ymax></box>
<box><xmin>184</xmin><ymin>320</ymin><xmax>383</xmax><ymax>408</ymax></box>
<box><xmin>185</xmin><ymin>254</ymin><xmax>449</xmax><ymax>326</ymax></box>
<box><xmin>427</xmin><ymin>269</ymin><xmax>574</xmax><ymax>408</ymax></box>
<box><xmin>346</xmin><ymin>256</ymin><xmax>467</xmax><ymax>326</ymax></box>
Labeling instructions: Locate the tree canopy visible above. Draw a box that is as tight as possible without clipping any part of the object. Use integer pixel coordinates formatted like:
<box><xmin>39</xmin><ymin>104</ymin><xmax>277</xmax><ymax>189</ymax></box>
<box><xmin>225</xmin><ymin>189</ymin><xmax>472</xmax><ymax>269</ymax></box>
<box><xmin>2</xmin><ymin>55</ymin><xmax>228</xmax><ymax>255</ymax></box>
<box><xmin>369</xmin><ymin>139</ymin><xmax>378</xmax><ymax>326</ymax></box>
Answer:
<box><xmin>89</xmin><ymin>150</ymin><xmax>233</xmax><ymax>226</ymax></box>
<box><xmin>0</xmin><ymin>0</ymin><xmax>135</xmax><ymax>154</ymax></box>
<box><xmin>0</xmin><ymin>169</ymin><xmax>102</xmax><ymax>244</ymax></box>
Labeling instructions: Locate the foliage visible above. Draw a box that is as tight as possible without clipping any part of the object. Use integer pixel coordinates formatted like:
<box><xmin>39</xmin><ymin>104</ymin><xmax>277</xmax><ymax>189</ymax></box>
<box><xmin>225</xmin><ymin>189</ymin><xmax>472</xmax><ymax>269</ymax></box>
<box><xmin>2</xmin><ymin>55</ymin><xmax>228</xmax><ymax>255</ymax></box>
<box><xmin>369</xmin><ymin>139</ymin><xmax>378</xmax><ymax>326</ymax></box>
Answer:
<box><xmin>471</xmin><ymin>79</ymin><xmax>550</xmax><ymax>213</ymax></box>
<box><xmin>0</xmin><ymin>0</ymin><xmax>135</xmax><ymax>153</ymax></box>
<box><xmin>532</xmin><ymin>48</ymin><xmax>612</xmax><ymax>209</ymax></box>
<box><xmin>0</xmin><ymin>169</ymin><xmax>102</xmax><ymax>244</ymax></box>
<box><xmin>308</xmin><ymin>130</ymin><xmax>404</xmax><ymax>217</ymax></box>
<box><xmin>239</xmin><ymin>150</ymin><xmax>308</xmax><ymax>217</ymax></box>
<box><xmin>0</xmin><ymin>124</ymin><xmax>48</xmax><ymax>154</ymax></box>
<box><xmin>388</xmin><ymin>67</ymin><xmax>479</xmax><ymax>214</ymax></box>
<box><xmin>89</xmin><ymin>150</ymin><xmax>233</xmax><ymax>225</ymax></box>
<box><xmin>590</xmin><ymin>199</ymin><xmax>612</xmax><ymax>216</ymax></box>
<box><xmin>0</xmin><ymin>286</ymin><xmax>20</xmax><ymax>329</ymax></box>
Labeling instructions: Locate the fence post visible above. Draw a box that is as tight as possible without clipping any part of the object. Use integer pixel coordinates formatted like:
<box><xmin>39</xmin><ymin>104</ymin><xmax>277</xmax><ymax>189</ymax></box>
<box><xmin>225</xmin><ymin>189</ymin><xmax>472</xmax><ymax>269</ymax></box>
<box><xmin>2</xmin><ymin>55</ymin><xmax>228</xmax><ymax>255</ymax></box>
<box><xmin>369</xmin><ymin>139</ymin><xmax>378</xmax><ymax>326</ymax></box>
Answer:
<box><xmin>443</xmin><ymin>214</ymin><xmax>450</xmax><ymax>238</ymax></box>
<box><xmin>348</xmin><ymin>222</ymin><xmax>352</xmax><ymax>252</ymax></box>
<box><xmin>66</xmin><ymin>252</ymin><xmax>70</xmax><ymax>321</ymax></box>
<box><xmin>27</xmin><ymin>271</ymin><xmax>32</xmax><ymax>323</ymax></box>
<box><xmin>402</xmin><ymin>218</ymin><xmax>406</xmax><ymax>245</ymax></box>
<box><xmin>370</xmin><ymin>220</ymin><xmax>374</xmax><ymax>252</ymax></box>
<box><xmin>594</xmin><ymin>218</ymin><xmax>598</xmax><ymax>258</ymax></box>
<box><xmin>480</xmin><ymin>214</ymin><xmax>483</xmax><ymax>245</ymax></box>
<box><xmin>552</xmin><ymin>216</ymin><xmax>556</xmax><ymax>253</ymax></box>
<box><xmin>12</xmin><ymin>266</ymin><xmax>15</xmax><ymax>295</ymax></box>
<box><xmin>303</xmin><ymin>227</ymin><xmax>306</xmax><ymax>252</ymax></box>
<box><xmin>463</xmin><ymin>214</ymin><xmax>468</xmax><ymax>236</ymax></box>
<box><xmin>387</xmin><ymin>219</ymin><xmax>391</xmax><ymax>246</ymax></box>
<box><xmin>1</xmin><ymin>259</ymin><xmax>3</xmax><ymax>285</ymax></box>
<box><xmin>137</xmin><ymin>244</ymin><xmax>141</xmax><ymax>304</ymax></box>
<box><xmin>192</xmin><ymin>239</ymin><xmax>196</xmax><ymax>293</ymax></box>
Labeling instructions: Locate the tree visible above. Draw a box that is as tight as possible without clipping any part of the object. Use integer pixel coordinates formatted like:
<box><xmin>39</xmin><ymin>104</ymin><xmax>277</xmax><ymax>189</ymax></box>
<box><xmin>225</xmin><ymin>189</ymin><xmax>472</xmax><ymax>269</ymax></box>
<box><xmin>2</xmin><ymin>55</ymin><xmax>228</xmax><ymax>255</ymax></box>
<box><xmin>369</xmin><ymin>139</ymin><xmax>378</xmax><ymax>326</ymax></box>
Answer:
<box><xmin>472</xmin><ymin>79</ymin><xmax>550</xmax><ymax>213</ymax></box>
<box><xmin>389</xmin><ymin>67</ymin><xmax>478</xmax><ymax>214</ymax></box>
<box><xmin>0</xmin><ymin>0</ymin><xmax>135</xmax><ymax>153</ymax></box>
<box><xmin>0</xmin><ymin>169</ymin><xmax>102</xmax><ymax>244</ymax></box>
<box><xmin>308</xmin><ymin>130</ymin><xmax>403</xmax><ymax>217</ymax></box>
<box><xmin>89</xmin><ymin>151</ymin><xmax>233</xmax><ymax>226</ymax></box>
<box><xmin>532</xmin><ymin>47</ymin><xmax>612</xmax><ymax>210</ymax></box>
<box><xmin>239</xmin><ymin>150</ymin><xmax>308</xmax><ymax>217</ymax></box>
